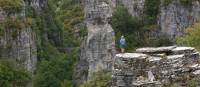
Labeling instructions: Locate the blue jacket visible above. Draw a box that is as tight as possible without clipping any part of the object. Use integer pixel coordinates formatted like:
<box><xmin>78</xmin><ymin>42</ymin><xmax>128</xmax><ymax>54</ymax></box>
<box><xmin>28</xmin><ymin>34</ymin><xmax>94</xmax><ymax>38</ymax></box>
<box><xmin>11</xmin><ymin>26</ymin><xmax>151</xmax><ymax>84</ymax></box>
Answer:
<box><xmin>120</xmin><ymin>37</ymin><xmax>126</xmax><ymax>45</ymax></box>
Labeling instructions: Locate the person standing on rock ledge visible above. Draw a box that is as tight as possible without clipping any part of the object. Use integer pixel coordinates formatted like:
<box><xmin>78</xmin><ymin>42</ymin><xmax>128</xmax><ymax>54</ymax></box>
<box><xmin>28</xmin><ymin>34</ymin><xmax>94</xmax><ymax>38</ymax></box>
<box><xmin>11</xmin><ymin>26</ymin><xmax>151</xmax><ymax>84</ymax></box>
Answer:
<box><xmin>119</xmin><ymin>35</ymin><xmax>126</xmax><ymax>53</ymax></box>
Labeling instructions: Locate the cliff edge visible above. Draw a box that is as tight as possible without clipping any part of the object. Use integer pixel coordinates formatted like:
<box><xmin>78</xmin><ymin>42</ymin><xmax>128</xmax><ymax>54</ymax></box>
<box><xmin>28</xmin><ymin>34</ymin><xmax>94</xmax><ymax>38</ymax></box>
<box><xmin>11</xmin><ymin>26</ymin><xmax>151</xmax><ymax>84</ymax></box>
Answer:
<box><xmin>113</xmin><ymin>46</ymin><xmax>200</xmax><ymax>87</ymax></box>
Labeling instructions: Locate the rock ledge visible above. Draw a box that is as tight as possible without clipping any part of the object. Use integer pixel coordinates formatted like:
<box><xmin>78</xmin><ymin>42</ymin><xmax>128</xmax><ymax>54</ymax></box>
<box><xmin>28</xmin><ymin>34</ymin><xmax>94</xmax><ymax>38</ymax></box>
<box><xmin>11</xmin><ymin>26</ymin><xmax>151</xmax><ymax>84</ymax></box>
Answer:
<box><xmin>112</xmin><ymin>46</ymin><xmax>200</xmax><ymax>87</ymax></box>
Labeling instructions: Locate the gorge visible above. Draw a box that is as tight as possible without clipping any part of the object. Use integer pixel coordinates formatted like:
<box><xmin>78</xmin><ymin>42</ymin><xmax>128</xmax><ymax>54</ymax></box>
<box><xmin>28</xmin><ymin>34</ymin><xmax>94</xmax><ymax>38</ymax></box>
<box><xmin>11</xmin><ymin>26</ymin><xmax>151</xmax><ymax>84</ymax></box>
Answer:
<box><xmin>0</xmin><ymin>0</ymin><xmax>200</xmax><ymax>87</ymax></box>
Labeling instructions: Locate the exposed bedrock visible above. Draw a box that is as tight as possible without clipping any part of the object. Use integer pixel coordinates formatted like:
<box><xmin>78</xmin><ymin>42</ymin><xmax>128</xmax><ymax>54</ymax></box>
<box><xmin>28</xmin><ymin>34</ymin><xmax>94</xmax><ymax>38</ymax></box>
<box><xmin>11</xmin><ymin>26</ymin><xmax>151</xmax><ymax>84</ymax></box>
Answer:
<box><xmin>115</xmin><ymin>0</ymin><xmax>200</xmax><ymax>37</ymax></box>
<box><xmin>73</xmin><ymin>0</ymin><xmax>116</xmax><ymax>86</ymax></box>
<box><xmin>113</xmin><ymin>46</ymin><xmax>200</xmax><ymax>87</ymax></box>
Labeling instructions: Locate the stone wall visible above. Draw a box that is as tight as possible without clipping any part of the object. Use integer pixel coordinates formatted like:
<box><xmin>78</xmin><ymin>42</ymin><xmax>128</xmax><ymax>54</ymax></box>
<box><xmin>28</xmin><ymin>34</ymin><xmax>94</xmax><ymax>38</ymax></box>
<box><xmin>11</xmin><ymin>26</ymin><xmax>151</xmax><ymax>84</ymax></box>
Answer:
<box><xmin>112</xmin><ymin>46</ymin><xmax>200</xmax><ymax>87</ymax></box>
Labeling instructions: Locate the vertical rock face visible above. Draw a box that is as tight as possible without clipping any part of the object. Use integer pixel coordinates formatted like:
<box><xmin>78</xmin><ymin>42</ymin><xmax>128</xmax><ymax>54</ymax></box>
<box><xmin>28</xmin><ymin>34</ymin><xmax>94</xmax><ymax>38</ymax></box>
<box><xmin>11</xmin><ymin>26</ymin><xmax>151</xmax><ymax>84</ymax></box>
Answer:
<box><xmin>73</xmin><ymin>39</ymin><xmax>89</xmax><ymax>86</ymax></box>
<box><xmin>113</xmin><ymin>46</ymin><xmax>200</xmax><ymax>87</ymax></box>
<box><xmin>0</xmin><ymin>0</ymin><xmax>42</xmax><ymax>87</ymax></box>
<box><xmin>74</xmin><ymin>0</ymin><xmax>115</xmax><ymax>85</ymax></box>
<box><xmin>159</xmin><ymin>0</ymin><xmax>200</xmax><ymax>36</ymax></box>
<box><xmin>0</xmin><ymin>0</ymin><xmax>38</xmax><ymax>73</ymax></box>
<box><xmin>116</xmin><ymin>0</ymin><xmax>200</xmax><ymax>37</ymax></box>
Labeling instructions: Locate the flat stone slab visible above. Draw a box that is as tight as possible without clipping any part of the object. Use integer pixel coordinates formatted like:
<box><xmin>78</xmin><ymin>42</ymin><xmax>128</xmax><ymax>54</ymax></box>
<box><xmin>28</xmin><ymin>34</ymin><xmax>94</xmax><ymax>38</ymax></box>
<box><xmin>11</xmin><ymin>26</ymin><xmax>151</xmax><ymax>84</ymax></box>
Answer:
<box><xmin>193</xmin><ymin>70</ymin><xmax>200</xmax><ymax>75</ymax></box>
<box><xmin>136</xmin><ymin>46</ymin><xmax>176</xmax><ymax>53</ymax></box>
<box><xmin>147</xmin><ymin>56</ymin><xmax>162</xmax><ymax>62</ymax></box>
<box><xmin>172</xmin><ymin>47</ymin><xmax>195</xmax><ymax>52</ymax></box>
<box><xmin>172</xmin><ymin>47</ymin><xmax>196</xmax><ymax>54</ymax></box>
<box><xmin>132</xmin><ymin>81</ymin><xmax>162</xmax><ymax>86</ymax></box>
<box><xmin>167</xmin><ymin>54</ymin><xmax>185</xmax><ymax>60</ymax></box>
<box><xmin>116</xmin><ymin>53</ymin><xmax>148</xmax><ymax>59</ymax></box>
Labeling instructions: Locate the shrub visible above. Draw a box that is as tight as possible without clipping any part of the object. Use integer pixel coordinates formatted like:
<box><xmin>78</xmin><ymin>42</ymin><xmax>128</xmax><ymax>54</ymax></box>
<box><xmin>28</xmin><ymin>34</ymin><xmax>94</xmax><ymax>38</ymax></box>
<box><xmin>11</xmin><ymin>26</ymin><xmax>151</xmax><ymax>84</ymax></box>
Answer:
<box><xmin>163</xmin><ymin>0</ymin><xmax>173</xmax><ymax>6</ymax></box>
<box><xmin>79</xmin><ymin>68</ymin><xmax>111</xmax><ymax>87</ymax></box>
<box><xmin>187</xmin><ymin>78</ymin><xmax>198</xmax><ymax>87</ymax></box>
<box><xmin>112</xmin><ymin>6</ymin><xmax>143</xmax><ymax>51</ymax></box>
<box><xmin>112</xmin><ymin>6</ymin><xmax>173</xmax><ymax>52</ymax></box>
<box><xmin>34</xmin><ymin>43</ymin><xmax>78</xmax><ymax>87</ymax></box>
<box><xmin>144</xmin><ymin>0</ymin><xmax>161</xmax><ymax>24</ymax></box>
<box><xmin>0</xmin><ymin>0</ymin><xmax>23</xmax><ymax>14</ymax></box>
<box><xmin>3</xmin><ymin>16</ymin><xmax>25</xmax><ymax>29</ymax></box>
<box><xmin>0</xmin><ymin>59</ymin><xmax>31</xmax><ymax>87</ymax></box>
<box><xmin>176</xmin><ymin>22</ymin><xmax>200</xmax><ymax>50</ymax></box>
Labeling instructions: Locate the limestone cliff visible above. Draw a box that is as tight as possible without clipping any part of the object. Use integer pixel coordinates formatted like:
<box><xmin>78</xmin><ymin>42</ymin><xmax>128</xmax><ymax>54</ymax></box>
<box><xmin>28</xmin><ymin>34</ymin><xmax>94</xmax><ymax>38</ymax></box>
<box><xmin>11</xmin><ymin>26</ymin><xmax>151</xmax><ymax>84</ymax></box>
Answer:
<box><xmin>0</xmin><ymin>0</ymin><xmax>37</xmax><ymax>87</ymax></box>
<box><xmin>113</xmin><ymin>46</ymin><xmax>200</xmax><ymax>87</ymax></box>
<box><xmin>0</xmin><ymin>0</ymin><xmax>59</xmax><ymax>86</ymax></box>
<box><xmin>74</xmin><ymin>0</ymin><xmax>116</xmax><ymax>85</ymax></box>
<box><xmin>159</xmin><ymin>0</ymin><xmax>200</xmax><ymax>36</ymax></box>
<box><xmin>116</xmin><ymin>0</ymin><xmax>200</xmax><ymax>37</ymax></box>
<box><xmin>0</xmin><ymin>0</ymin><xmax>40</xmax><ymax>73</ymax></box>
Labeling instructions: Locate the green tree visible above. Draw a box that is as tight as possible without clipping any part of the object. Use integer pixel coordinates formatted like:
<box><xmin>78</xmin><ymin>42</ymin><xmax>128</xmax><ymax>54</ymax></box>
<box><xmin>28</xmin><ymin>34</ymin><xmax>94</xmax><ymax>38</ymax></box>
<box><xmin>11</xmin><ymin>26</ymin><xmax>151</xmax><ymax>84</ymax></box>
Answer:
<box><xmin>0</xmin><ymin>0</ymin><xmax>23</xmax><ymax>14</ymax></box>
<box><xmin>111</xmin><ymin>6</ymin><xmax>173</xmax><ymax>52</ymax></box>
<box><xmin>34</xmin><ymin>44</ymin><xmax>77</xmax><ymax>87</ymax></box>
<box><xmin>112</xmin><ymin>6</ymin><xmax>142</xmax><ymax>34</ymax></box>
<box><xmin>79</xmin><ymin>69</ymin><xmax>111</xmax><ymax>87</ymax></box>
<box><xmin>144</xmin><ymin>0</ymin><xmax>160</xmax><ymax>24</ymax></box>
<box><xmin>111</xmin><ymin>6</ymin><xmax>142</xmax><ymax>51</ymax></box>
<box><xmin>33</xmin><ymin>0</ymin><xmax>84</xmax><ymax>86</ymax></box>
<box><xmin>0</xmin><ymin>59</ymin><xmax>31</xmax><ymax>87</ymax></box>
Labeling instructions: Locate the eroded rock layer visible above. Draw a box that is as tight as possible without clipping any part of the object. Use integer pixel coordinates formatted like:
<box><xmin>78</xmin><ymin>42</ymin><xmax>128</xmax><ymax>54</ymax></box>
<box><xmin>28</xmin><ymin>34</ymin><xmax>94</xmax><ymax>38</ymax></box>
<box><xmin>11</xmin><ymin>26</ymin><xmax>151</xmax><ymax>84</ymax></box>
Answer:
<box><xmin>113</xmin><ymin>46</ymin><xmax>200</xmax><ymax>87</ymax></box>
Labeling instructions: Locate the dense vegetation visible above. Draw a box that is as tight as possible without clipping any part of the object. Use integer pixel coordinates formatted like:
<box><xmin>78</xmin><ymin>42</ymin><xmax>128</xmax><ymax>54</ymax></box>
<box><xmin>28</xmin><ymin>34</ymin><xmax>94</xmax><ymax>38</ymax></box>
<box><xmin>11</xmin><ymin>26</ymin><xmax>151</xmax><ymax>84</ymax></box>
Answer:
<box><xmin>0</xmin><ymin>0</ymin><xmax>31</xmax><ymax>86</ymax></box>
<box><xmin>111</xmin><ymin>6</ymin><xmax>142</xmax><ymax>51</ymax></box>
<box><xmin>79</xmin><ymin>69</ymin><xmax>111</xmax><ymax>87</ymax></box>
<box><xmin>0</xmin><ymin>0</ymin><xmax>23</xmax><ymax>14</ymax></box>
<box><xmin>144</xmin><ymin>0</ymin><xmax>160</xmax><ymax>24</ymax></box>
<box><xmin>0</xmin><ymin>0</ymin><xmax>199</xmax><ymax>87</ymax></box>
<box><xmin>177</xmin><ymin>22</ymin><xmax>200</xmax><ymax>50</ymax></box>
<box><xmin>0</xmin><ymin>0</ymin><xmax>85</xmax><ymax>87</ymax></box>
<box><xmin>112</xmin><ymin>5</ymin><xmax>173</xmax><ymax>52</ymax></box>
<box><xmin>0</xmin><ymin>59</ymin><xmax>31</xmax><ymax>87</ymax></box>
<box><xmin>33</xmin><ymin>0</ymin><xmax>85</xmax><ymax>87</ymax></box>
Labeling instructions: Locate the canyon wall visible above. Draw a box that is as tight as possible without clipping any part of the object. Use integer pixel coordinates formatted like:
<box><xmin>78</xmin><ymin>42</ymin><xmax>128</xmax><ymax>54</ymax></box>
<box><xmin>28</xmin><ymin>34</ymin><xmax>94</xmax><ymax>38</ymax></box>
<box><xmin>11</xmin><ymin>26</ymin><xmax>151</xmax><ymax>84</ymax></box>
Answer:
<box><xmin>116</xmin><ymin>0</ymin><xmax>200</xmax><ymax>37</ymax></box>
<box><xmin>74</xmin><ymin>0</ymin><xmax>200</xmax><ymax>86</ymax></box>
<box><xmin>74</xmin><ymin>0</ymin><xmax>116</xmax><ymax>86</ymax></box>
<box><xmin>0</xmin><ymin>0</ymin><xmax>40</xmax><ymax>74</ymax></box>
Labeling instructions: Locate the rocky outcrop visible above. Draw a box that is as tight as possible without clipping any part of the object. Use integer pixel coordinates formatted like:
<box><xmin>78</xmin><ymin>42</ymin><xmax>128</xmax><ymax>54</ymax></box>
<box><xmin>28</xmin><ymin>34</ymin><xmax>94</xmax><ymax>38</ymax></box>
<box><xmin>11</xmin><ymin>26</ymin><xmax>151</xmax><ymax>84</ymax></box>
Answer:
<box><xmin>74</xmin><ymin>0</ymin><xmax>115</xmax><ymax>86</ymax></box>
<box><xmin>159</xmin><ymin>0</ymin><xmax>200</xmax><ymax>36</ymax></box>
<box><xmin>0</xmin><ymin>0</ymin><xmax>38</xmax><ymax>73</ymax></box>
<box><xmin>0</xmin><ymin>0</ymin><xmax>45</xmax><ymax>86</ymax></box>
<box><xmin>113</xmin><ymin>46</ymin><xmax>200</xmax><ymax>87</ymax></box>
<box><xmin>115</xmin><ymin>0</ymin><xmax>200</xmax><ymax>37</ymax></box>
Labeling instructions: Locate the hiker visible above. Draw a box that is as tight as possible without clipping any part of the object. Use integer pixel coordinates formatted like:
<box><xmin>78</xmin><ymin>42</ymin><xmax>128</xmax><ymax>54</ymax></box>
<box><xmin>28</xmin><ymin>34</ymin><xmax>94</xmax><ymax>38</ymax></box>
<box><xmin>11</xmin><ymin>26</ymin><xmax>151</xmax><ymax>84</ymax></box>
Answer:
<box><xmin>119</xmin><ymin>35</ymin><xmax>126</xmax><ymax>53</ymax></box>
